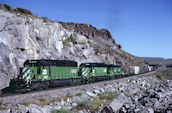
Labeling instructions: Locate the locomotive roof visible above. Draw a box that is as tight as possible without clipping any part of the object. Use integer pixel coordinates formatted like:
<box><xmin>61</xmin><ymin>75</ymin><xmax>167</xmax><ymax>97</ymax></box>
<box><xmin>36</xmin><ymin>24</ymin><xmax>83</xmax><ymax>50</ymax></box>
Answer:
<box><xmin>24</xmin><ymin>60</ymin><xmax>77</xmax><ymax>67</ymax></box>
<box><xmin>80</xmin><ymin>63</ymin><xmax>108</xmax><ymax>67</ymax></box>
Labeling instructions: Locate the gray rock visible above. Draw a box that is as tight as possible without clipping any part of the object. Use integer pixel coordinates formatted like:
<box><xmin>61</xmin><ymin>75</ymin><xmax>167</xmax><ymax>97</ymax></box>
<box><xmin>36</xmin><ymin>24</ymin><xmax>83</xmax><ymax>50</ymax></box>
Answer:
<box><xmin>74</xmin><ymin>34</ymin><xmax>88</xmax><ymax>44</ymax></box>
<box><xmin>167</xmin><ymin>111</ymin><xmax>172</xmax><ymax>113</ymax></box>
<box><xmin>155</xmin><ymin>92</ymin><xmax>164</xmax><ymax>99</ymax></box>
<box><xmin>147</xmin><ymin>107</ymin><xmax>154</xmax><ymax>113</ymax></box>
<box><xmin>94</xmin><ymin>89</ymin><xmax>100</xmax><ymax>94</ymax></box>
<box><xmin>86</xmin><ymin>91</ymin><xmax>97</xmax><ymax>97</ymax></box>
<box><xmin>78</xmin><ymin>110</ymin><xmax>84</xmax><ymax>113</ymax></box>
<box><xmin>154</xmin><ymin>100</ymin><xmax>161</xmax><ymax>108</ymax></box>
<box><xmin>134</xmin><ymin>108</ymin><xmax>141</xmax><ymax>112</ymax></box>
<box><xmin>27</xmin><ymin>104</ymin><xmax>44</xmax><ymax>113</ymax></box>
<box><xmin>104</xmin><ymin>93</ymin><xmax>128</xmax><ymax>112</ymax></box>
<box><xmin>129</xmin><ymin>87</ymin><xmax>140</xmax><ymax>94</ymax></box>
<box><xmin>72</xmin><ymin>103</ymin><xmax>77</xmax><ymax>107</ymax></box>
<box><xmin>100</xmin><ymin>88</ymin><xmax>105</xmax><ymax>93</ymax></box>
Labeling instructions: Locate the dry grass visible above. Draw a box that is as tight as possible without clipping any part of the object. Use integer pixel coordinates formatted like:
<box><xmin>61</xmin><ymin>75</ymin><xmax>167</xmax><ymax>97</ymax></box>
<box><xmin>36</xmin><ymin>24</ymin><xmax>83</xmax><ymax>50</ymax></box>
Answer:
<box><xmin>75</xmin><ymin>100</ymin><xmax>90</xmax><ymax>110</ymax></box>
<box><xmin>0</xmin><ymin>107</ymin><xmax>9</xmax><ymax>111</ymax></box>
<box><xmin>144</xmin><ymin>69</ymin><xmax>172</xmax><ymax>80</ymax></box>
<box><xmin>98</xmin><ymin>92</ymin><xmax>119</xmax><ymax>101</ymax></box>
<box><xmin>75</xmin><ymin>92</ymin><xmax>119</xmax><ymax>112</ymax></box>
<box><xmin>63</xmin><ymin>93</ymin><xmax>72</xmax><ymax>101</ymax></box>
<box><xmin>51</xmin><ymin>108</ymin><xmax>72</xmax><ymax>113</ymax></box>
<box><xmin>144</xmin><ymin>74</ymin><xmax>154</xmax><ymax>77</ymax></box>
<box><xmin>90</xmin><ymin>97</ymin><xmax>105</xmax><ymax>111</ymax></box>
<box><xmin>19</xmin><ymin>97</ymin><xmax>61</xmax><ymax>107</ymax></box>
<box><xmin>75</xmin><ymin>93</ymin><xmax>82</xmax><ymax>96</ymax></box>
<box><xmin>19</xmin><ymin>102</ymin><xmax>33</xmax><ymax>106</ymax></box>
<box><xmin>154</xmin><ymin>70</ymin><xmax>172</xmax><ymax>80</ymax></box>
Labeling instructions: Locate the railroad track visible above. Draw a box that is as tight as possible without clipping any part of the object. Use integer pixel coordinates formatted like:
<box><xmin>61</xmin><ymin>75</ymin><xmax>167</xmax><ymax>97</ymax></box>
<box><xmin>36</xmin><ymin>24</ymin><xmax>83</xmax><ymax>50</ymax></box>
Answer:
<box><xmin>0</xmin><ymin>71</ymin><xmax>156</xmax><ymax>106</ymax></box>
<box><xmin>0</xmin><ymin>71</ymin><xmax>156</xmax><ymax>97</ymax></box>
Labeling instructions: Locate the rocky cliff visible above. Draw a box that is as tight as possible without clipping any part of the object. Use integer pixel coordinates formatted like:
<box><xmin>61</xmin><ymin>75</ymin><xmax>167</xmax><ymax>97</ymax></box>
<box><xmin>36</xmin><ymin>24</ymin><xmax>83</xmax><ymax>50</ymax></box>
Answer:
<box><xmin>0</xmin><ymin>4</ymin><xmax>147</xmax><ymax>90</ymax></box>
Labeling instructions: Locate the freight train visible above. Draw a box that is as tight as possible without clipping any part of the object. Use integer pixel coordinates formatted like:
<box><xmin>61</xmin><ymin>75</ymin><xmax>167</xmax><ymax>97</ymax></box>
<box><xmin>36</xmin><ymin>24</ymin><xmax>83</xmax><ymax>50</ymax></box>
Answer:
<box><xmin>2</xmin><ymin>60</ymin><xmax>148</xmax><ymax>93</ymax></box>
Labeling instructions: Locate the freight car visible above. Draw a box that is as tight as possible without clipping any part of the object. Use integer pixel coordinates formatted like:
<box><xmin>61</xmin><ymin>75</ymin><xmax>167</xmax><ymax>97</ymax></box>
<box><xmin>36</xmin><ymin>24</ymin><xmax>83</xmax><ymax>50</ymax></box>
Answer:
<box><xmin>2</xmin><ymin>60</ymin><xmax>131</xmax><ymax>93</ymax></box>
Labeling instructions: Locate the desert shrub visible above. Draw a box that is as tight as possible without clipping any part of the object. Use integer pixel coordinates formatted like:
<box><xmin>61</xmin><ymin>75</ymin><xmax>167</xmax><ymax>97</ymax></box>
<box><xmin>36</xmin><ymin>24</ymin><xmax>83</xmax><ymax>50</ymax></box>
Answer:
<box><xmin>144</xmin><ymin>74</ymin><xmax>153</xmax><ymax>77</ymax></box>
<box><xmin>75</xmin><ymin>93</ymin><xmax>82</xmax><ymax>96</ymax></box>
<box><xmin>68</xmin><ymin>34</ymin><xmax>77</xmax><ymax>45</ymax></box>
<box><xmin>63</xmin><ymin>39</ymin><xmax>71</xmax><ymax>47</ymax></box>
<box><xmin>41</xmin><ymin>17</ymin><xmax>49</xmax><ymax>22</ymax></box>
<box><xmin>156</xmin><ymin>73</ymin><xmax>167</xmax><ymax>81</ymax></box>
<box><xmin>36</xmin><ymin>49</ymin><xmax>40</xmax><ymax>53</ymax></box>
<box><xmin>0</xmin><ymin>107</ymin><xmax>8</xmax><ymax>110</ymax></box>
<box><xmin>90</xmin><ymin>98</ymin><xmax>103</xmax><ymax>111</ymax></box>
<box><xmin>51</xmin><ymin>108</ymin><xmax>72</xmax><ymax>113</ymax></box>
<box><xmin>99</xmin><ymin>92</ymin><xmax>118</xmax><ymax>101</ymax></box>
<box><xmin>63</xmin><ymin>93</ymin><xmax>72</xmax><ymax>101</ymax></box>
<box><xmin>76</xmin><ymin>100</ymin><xmax>90</xmax><ymax>110</ymax></box>
<box><xmin>14</xmin><ymin>8</ymin><xmax>32</xmax><ymax>15</ymax></box>
<box><xmin>19</xmin><ymin>102</ymin><xmax>31</xmax><ymax>106</ymax></box>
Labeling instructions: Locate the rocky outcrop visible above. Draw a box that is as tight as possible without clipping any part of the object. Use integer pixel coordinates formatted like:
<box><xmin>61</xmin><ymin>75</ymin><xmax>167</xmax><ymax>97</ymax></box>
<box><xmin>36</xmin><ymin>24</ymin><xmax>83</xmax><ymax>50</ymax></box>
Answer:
<box><xmin>59</xmin><ymin>22</ymin><xmax>120</xmax><ymax>48</ymax></box>
<box><xmin>0</xmin><ymin>4</ymin><xmax>32</xmax><ymax>15</ymax></box>
<box><xmin>0</xmin><ymin>5</ymin><xmax>147</xmax><ymax>90</ymax></box>
<box><xmin>0</xmin><ymin>4</ymin><xmax>13</xmax><ymax>12</ymax></box>
<box><xmin>14</xmin><ymin>8</ymin><xmax>32</xmax><ymax>15</ymax></box>
<box><xmin>59</xmin><ymin>22</ymin><xmax>113</xmax><ymax>39</ymax></box>
<box><xmin>0</xmin><ymin>42</ymin><xmax>16</xmax><ymax>89</ymax></box>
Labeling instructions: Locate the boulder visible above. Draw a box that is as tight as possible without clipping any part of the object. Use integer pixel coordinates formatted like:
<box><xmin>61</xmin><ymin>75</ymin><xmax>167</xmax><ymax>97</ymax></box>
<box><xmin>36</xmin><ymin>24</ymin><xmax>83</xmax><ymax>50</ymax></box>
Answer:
<box><xmin>86</xmin><ymin>91</ymin><xmax>97</xmax><ymax>97</ymax></box>
<box><xmin>147</xmin><ymin>107</ymin><xmax>154</xmax><ymax>113</ymax></box>
<box><xmin>74</xmin><ymin>34</ymin><xmax>88</xmax><ymax>44</ymax></box>
<box><xmin>102</xmin><ymin>93</ymin><xmax>128</xmax><ymax>112</ymax></box>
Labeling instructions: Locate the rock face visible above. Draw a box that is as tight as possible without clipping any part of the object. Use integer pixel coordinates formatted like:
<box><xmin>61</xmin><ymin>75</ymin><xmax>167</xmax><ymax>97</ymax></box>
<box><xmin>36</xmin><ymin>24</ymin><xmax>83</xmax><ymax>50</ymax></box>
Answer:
<box><xmin>0</xmin><ymin>5</ymin><xmax>147</xmax><ymax>90</ymax></box>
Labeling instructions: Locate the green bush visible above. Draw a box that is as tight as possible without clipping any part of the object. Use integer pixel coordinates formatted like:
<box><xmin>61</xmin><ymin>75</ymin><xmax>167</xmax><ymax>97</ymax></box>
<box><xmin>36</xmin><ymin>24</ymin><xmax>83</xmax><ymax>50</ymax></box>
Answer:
<box><xmin>78</xmin><ymin>100</ymin><xmax>90</xmax><ymax>108</ymax></box>
<box><xmin>63</xmin><ymin>40</ymin><xmax>71</xmax><ymax>47</ymax></box>
<box><xmin>51</xmin><ymin>108</ymin><xmax>72</xmax><ymax>113</ymax></box>
<box><xmin>68</xmin><ymin>34</ymin><xmax>77</xmax><ymax>45</ymax></box>
<box><xmin>99</xmin><ymin>92</ymin><xmax>118</xmax><ymax>101</ymax></box>
<box><xmin>156</xmin><ymin>74</ymin><xmax>167</xmax><ymax>80</ymax></box>
<box><xmin>76</xmin><ymin>100</ymin><xmax>90</xmax><ymax>110</ymax></box>
<box><xmin>41</xmin><ymin>17</ymin><xmax>49</xmax><ymax>22</ymax></box>
<box><xmin>75</xmin><ymin>93</ymin><xmax>82</xmax><ymax>96</ymax></box>
<box><xmin>90</xmin><ymin>98</ymin><xmax>104</xmax><ymax>111</ymax></box>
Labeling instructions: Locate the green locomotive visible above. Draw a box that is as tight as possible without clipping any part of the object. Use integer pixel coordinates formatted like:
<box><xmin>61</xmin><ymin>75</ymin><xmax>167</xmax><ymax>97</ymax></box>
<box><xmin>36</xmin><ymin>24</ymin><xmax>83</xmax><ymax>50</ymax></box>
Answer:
<box><xmin>107</xmin><ymin>64</ymin><xmax>123</xmax><ymax>78</ymax></box>
<box><xmin>3</xmin><ymin>60</ymin><xmax>124</xmax><ymax>93</ymax></box>
<box><xmin>22</xmin><ymin>60</ymin><xmax>78</xmax><ymax>84</ymax></box>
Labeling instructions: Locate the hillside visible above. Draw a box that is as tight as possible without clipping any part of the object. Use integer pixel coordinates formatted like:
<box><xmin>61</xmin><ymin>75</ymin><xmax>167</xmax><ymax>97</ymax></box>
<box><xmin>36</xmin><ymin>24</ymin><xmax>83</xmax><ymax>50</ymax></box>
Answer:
<box><xmin>0</xmin><ymin>4</ymin><xmax>147</xmax><ymax>90</ymax></box>
<box><xmin>142</xmin><ymin>57</ymin><xmax>172</xmax><ymax>67</ymax></box>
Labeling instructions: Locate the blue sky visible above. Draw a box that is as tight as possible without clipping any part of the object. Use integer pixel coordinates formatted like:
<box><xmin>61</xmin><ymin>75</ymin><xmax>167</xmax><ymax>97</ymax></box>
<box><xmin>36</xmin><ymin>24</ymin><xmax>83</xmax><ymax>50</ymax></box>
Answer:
<box><xmin>1</xmin><ymin>0</ymin><xmax>172</xmax><ymax>58</ymax></box>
